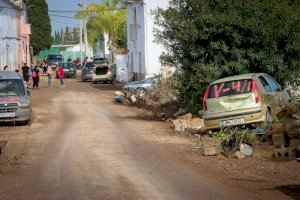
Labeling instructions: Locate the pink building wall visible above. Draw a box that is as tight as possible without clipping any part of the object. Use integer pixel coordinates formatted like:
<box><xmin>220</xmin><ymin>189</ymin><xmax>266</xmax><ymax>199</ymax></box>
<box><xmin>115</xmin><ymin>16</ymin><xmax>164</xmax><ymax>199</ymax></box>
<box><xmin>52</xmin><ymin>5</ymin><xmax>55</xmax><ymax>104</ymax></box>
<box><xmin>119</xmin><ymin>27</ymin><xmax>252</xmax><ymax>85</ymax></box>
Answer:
<box><xmin>17</xmin><ymin>1</ymin><xmax>31</xmax><ymax>68</ymax></box>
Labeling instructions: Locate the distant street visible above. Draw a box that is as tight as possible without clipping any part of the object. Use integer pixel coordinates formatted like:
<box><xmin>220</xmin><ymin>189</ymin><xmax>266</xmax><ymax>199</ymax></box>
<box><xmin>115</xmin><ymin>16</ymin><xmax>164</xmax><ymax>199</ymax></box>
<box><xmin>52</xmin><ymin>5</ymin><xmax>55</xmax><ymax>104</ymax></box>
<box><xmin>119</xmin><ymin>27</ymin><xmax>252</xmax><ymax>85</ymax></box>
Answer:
<box><xmin>0</xmin><ymin>76</ymin><xmax>298</xmax><ymax>200</ymax></box>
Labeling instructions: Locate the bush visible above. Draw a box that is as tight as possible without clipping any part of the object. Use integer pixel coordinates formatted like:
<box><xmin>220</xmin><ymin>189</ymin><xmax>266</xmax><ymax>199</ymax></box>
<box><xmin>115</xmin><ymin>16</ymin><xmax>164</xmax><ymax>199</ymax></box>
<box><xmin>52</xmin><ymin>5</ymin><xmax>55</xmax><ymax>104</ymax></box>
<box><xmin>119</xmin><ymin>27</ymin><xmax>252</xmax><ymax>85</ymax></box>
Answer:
<box><xmin>154</xmin><ymin>0</ymin><xmax>300</xmax><ymax>114</ymax></box>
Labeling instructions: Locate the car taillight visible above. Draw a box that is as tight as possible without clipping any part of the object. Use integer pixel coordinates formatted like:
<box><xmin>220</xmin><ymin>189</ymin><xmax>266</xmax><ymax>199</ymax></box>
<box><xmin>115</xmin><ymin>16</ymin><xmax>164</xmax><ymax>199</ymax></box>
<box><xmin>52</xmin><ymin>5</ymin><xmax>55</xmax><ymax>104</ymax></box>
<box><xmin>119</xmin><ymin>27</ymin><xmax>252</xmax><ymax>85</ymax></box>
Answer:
<box><xmin>108</xmin><ymin>67</ymin><xmax>112</xmax><ymax>73</ymax></box>
<box><xmin>203</xmin><ymin>85</ymin><xmax>211</xmax><ymax>111</ymax></box>
<box><xmin>252</xmin><ymin>79</ymin><xmax>260</xmax><ymax>103</ymax></box>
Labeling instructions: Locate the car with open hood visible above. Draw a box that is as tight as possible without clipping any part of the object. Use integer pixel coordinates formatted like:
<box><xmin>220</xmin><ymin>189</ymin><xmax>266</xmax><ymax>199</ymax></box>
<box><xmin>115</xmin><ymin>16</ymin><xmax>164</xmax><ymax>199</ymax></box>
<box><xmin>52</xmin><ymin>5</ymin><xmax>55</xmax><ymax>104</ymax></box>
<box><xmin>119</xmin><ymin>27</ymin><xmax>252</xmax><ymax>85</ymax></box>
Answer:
<box><xmin>203</xmin><ymin>73</ymin><xmax>291</xmax><ymax>130</ymax></box>
<box><xmin>0</xmin><ymin>71</ymin><xmax>32</xmax><ymax>124</ymax></box>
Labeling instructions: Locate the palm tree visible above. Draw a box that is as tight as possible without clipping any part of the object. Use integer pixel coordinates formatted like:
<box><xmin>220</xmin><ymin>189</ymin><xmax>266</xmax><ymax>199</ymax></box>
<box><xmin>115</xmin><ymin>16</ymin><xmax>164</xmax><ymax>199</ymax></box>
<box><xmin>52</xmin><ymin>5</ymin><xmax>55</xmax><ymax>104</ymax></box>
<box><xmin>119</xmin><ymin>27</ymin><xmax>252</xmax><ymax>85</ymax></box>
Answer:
<box><xmin>77</xmin><ymin>0</ymin><xmax>127</xmax><ymax>53</ymax></box>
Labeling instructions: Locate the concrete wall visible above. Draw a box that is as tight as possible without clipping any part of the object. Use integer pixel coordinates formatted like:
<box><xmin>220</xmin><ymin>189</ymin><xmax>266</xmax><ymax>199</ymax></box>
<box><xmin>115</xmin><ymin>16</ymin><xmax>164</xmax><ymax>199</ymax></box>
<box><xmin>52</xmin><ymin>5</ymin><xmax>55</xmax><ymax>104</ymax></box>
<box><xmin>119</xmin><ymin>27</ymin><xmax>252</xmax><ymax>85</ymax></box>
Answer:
<box><xmin>125</xmin><ymin>0</ymin><xmax>169</xmax><ymax>79</ymax></box>
<box><xmin>0</xmin><ymin>0</ymin><xmax>19</xmax><ymax>71</ymax></box>
<box><xmin>126</xmin><ymin>1</ymin><xmax>146</xmax><ymax>80</ymax></box>
<box><xmin>0</xmin><ymin>0</ymin><xmax>30</xmax><ymax>70</ymax></box>
<box><xmin>143</xmin><ymin>0</ymin><xmax>169</xmax><ymax>75</ymax></box>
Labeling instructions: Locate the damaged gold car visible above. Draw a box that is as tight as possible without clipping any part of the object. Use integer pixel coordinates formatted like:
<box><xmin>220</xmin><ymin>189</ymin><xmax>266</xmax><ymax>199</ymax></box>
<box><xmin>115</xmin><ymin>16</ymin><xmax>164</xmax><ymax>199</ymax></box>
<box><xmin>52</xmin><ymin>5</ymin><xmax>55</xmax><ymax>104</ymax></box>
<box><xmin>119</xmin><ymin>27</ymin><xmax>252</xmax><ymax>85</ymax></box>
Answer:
<box><xmin>203</xmin><ymin>73</ymin><xmax>291</xmax><ymax>130</ymax></box>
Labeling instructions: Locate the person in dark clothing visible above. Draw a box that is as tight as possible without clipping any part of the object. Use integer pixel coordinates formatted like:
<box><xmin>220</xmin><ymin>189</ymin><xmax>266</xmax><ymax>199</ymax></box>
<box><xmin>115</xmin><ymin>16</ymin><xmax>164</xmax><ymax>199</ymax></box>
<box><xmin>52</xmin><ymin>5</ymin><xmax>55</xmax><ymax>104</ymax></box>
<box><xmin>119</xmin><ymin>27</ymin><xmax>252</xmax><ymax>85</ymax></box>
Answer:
<box><xmin>31</xmin><ymin>66</ymin><xmax>40</xmax><ymax>90</ymax></box>
<box><xmin>42</xmin><ymin>58</ymin><xmax>47</xmax><ymax>75</ymax></box>
<box><xmin>67</xmin><ymin>56</ymin><xmax>72</xmax><ymax>62</ymax></box>
<box><xmin>21</xmin><ymin>63</ymin><xmax>30</xmax><ymax>86</ymax></box>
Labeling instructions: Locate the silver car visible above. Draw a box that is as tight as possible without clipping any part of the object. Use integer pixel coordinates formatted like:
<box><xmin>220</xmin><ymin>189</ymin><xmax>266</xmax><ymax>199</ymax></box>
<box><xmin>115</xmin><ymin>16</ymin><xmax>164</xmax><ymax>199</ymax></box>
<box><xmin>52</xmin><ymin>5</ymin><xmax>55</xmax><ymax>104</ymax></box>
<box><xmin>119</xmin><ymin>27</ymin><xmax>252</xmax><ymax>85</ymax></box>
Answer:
<box><xmin>122</xmin><ymin>77</ymin><xmax>156</xmax><ymax>96</ymax></box>
<box><xmin>0</xmin><ymin>71</ymin><xmax>32</xmax><ymax>124</ymax></box>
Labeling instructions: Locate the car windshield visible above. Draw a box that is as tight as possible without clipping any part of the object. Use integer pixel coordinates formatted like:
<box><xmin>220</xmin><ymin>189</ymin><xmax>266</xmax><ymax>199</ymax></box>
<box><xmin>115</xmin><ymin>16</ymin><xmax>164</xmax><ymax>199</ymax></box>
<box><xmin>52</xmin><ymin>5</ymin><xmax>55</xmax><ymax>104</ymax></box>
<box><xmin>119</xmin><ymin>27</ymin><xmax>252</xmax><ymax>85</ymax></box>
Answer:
<box><xmin>0</xmin><ymin>79</ymin><xmax>25</xmax><ymax>97</ymax></box>
<box><xmin>48</xmin><ymin>55</ymin><xmax>62</xmax><ymax>61</ymax></box>
<box><xmin>85</xmin><ymin>62</ymin><xmax>95</xmax><ymax>69</ymax></box>
<box><xmin>208</xmin><ymin>79</ymin><xmax>253</xmax><ymax>99</ymax></box>
<box><xmin>94</xmin><ymin>58</ymin><xmax>108</xmax><ymax>64</ymax></box>
<box><xmin>60</xmin><ymin>63</ymin><xmax>74</xmax><ymax>69</ymax></box>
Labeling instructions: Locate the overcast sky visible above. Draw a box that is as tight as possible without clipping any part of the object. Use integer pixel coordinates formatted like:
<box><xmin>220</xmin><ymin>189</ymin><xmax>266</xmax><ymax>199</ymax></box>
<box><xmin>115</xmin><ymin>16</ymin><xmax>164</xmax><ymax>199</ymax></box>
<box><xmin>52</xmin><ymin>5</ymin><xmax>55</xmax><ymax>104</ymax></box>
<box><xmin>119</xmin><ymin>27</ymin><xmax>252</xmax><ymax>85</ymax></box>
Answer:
<box><xmin>46</xmin><ymin>0</ymin><xmax>101</xmax><ymax>33</ymax></box>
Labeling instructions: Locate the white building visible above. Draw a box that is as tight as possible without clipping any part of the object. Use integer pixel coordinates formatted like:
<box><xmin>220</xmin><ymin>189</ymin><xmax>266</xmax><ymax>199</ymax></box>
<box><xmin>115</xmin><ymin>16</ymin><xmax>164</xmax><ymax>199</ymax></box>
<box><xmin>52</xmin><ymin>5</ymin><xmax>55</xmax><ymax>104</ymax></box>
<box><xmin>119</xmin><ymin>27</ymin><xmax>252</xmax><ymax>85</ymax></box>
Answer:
<box><xmin>122</xmin><ymin>0</ymin><xmax>169</xmax><ymax>81</ymax></box>
<box><xmin>0</xmin><ymin>0</ymin><xmax>31</xmax><ymax>71</ymax></box>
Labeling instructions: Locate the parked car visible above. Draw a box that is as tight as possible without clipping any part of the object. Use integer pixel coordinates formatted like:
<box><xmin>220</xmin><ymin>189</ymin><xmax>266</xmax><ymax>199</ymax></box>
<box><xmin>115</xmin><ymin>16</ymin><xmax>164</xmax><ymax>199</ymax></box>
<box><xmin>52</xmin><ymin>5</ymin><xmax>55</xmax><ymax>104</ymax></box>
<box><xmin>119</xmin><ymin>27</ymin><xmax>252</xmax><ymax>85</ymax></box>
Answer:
<box><xmin>0</xmin><ymin>71</ymin><xmax>32</xmax><ymax>124</ymax></box>
<box><xmin>46</xmin><ymin>53</ymin><xmax>63</xmax><ymax>71</ymax></box>
<box><xmin>81</xmin><ymin>61</ymin><xmax>95</xmax><ymax>82</ymax></box>
<box><xmin>92</xmin><ymin>64</ymin><xmax>117</xmax><ymax>84</ymax></box>
<box><xmin>56</xmin><ymin>62</ymin><xmax>77</xmax><ymax>78</ymax></box>
<box><xmin>122</xmin><ymin>77</ymin><xmax>157</xmax><ymax>96</ymax></box>
<box><xmin>203</xmin><ymin>73</ymin><xmax>291</xmax><ymax>130</ymax></box>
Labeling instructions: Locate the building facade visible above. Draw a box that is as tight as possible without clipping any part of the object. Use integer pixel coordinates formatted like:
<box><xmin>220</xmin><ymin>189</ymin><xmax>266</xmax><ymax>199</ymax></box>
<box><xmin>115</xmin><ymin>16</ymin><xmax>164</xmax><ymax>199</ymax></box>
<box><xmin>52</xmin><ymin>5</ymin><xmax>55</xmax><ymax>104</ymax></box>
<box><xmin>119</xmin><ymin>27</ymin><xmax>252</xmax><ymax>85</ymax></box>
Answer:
<box><xmin>0</xmin><ymin>0</ymin><xmax>31</xmax><ymax>71</ymax></box>
<box><xmin>122</xmin><ymin>0</ymin><xmax>169</xmax><ymax>81</ymax></box>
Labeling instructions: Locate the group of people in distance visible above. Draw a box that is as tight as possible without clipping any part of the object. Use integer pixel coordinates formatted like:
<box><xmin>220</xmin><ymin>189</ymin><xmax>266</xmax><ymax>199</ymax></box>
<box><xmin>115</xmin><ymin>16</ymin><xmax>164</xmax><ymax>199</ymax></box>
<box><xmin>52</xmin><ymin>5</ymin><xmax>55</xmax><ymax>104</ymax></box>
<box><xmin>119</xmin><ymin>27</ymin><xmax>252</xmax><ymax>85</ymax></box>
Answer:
<box><xmin>18</xmin><ymin>62</ymin><xmax>65</xmax><ymax>90</ymax></box>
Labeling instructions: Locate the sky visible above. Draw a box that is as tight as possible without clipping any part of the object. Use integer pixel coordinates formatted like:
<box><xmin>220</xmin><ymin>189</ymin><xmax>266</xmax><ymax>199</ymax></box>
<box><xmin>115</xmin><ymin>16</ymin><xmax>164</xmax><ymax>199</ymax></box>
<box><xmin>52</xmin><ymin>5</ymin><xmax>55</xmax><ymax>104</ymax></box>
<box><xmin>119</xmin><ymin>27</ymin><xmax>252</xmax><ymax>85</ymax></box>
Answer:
<box><xmin>46</xmin><ymin>0</ymin><xmax>101</xmax><ymax>34</ymax></box>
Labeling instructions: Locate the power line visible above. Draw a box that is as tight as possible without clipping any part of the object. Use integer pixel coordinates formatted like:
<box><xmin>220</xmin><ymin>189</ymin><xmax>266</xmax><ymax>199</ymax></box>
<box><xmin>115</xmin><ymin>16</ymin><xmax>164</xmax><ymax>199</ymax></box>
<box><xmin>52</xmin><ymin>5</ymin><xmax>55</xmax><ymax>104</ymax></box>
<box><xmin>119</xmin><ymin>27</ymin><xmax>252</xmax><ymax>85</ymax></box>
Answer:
<box><xmin>48</xmin><ymin>14</ymin><xmax>82</xmax><ymax>19</ymax></box>
<box><xmin>51</xmin><ymin>19</ymin><xmax>81</xmax><ymax>26</ymax></box>
<box><xmin>48</xmin><ymin>8</ymin><xmax>124</xmax><ymax>13</ymax></box>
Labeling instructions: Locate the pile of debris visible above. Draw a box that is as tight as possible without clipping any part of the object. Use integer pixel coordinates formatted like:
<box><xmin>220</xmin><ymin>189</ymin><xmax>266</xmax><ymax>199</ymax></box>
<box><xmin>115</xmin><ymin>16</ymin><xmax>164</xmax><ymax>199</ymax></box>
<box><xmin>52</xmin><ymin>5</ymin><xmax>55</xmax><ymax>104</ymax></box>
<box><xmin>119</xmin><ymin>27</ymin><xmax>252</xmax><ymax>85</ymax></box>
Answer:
<box><xmin>114</xmin><ymin>90</ymin><xmax>145</xmax><ymax>105</ymax></box>
<box><xmin>180</xmin><ymin>103</ymin><xmax>300</xmax><ymax>161</ymax></box>
<box><xmin>172</xmin><ymin>113</ymin><xmax>204</xmax><ymax>132</ymax></box>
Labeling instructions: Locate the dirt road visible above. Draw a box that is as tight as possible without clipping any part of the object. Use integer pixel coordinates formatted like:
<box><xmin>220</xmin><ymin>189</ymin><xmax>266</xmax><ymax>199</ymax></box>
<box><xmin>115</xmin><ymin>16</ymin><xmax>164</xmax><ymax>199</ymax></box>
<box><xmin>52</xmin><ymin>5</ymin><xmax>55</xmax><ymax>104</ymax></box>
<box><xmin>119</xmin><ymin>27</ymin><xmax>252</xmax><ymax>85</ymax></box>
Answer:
<box><xmin>0</xmin><ymin>77</ymin><xmax>299</xmax><ymax>200</ymax></box>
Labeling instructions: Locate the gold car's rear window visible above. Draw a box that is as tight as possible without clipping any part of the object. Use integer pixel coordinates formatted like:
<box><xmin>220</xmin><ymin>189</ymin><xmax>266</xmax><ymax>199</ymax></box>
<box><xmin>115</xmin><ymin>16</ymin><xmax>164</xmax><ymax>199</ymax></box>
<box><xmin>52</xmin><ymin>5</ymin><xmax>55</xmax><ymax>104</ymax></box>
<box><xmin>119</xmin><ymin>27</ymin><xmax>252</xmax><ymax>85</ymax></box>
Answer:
<box><xmin>208</xmin><ymin>79</ymin><xmax>253</xmax><ymax>99</ymax></box>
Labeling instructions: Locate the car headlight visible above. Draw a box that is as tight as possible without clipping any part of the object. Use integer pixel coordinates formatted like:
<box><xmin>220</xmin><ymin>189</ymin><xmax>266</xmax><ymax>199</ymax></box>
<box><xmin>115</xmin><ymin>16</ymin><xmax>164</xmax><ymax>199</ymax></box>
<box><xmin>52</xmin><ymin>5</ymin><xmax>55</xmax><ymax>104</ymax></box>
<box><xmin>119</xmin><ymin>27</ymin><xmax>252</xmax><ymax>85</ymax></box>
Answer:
<box><xmin>20</xmin><ymin>102</ymin><xmax>30</xmax><ymax>108</ymax></box>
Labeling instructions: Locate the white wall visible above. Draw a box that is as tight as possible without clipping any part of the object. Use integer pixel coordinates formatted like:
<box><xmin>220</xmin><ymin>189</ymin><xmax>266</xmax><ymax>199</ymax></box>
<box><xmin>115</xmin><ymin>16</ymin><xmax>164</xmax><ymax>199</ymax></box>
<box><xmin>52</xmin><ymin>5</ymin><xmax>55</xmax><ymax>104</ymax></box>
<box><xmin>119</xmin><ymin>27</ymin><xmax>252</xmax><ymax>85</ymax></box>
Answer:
<box><xmin>126</xmin><ymin>2</ymin><xmax>146</xmax><ymax>78</ymax></box>
<box><xmin>144</xmin><ymin>0</ymin><xmax>169</xmax><ymax>75</ymax></box>
<box><xmin>126</xmin><ymin>0</ymin><xmax>169</xmax><ymax>76</ymax></box>
<box><xmin>0</xmin><ymin>0</ymin><xmax>19</xmax><ymax>71</ymax></box>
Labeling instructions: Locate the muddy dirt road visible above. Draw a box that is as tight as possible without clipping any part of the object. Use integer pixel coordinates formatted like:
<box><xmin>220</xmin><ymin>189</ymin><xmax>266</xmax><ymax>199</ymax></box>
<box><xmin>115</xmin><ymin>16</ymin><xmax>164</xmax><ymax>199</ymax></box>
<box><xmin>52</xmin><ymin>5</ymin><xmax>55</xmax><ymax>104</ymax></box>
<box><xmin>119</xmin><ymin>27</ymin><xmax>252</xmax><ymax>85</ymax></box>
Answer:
<box><xmin>0</xmin><ymin>77</ymin><xmax>299</xmax><ymax>200</ymax></box>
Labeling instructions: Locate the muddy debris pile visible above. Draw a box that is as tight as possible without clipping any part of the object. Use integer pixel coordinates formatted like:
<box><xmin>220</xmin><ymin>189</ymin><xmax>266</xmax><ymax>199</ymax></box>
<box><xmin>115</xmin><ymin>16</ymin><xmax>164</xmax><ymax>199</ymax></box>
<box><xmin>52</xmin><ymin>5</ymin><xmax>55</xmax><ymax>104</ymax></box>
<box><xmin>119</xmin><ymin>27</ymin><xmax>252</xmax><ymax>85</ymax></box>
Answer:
<box><xmin>173</xmin><ymin>104</ymin><xmax>300</xmax><ymax>161</ymax></box>
<box><xmin>172</xmin><ymin>113</ymin><xmax>204</xmax><ymax>132</ymax></box>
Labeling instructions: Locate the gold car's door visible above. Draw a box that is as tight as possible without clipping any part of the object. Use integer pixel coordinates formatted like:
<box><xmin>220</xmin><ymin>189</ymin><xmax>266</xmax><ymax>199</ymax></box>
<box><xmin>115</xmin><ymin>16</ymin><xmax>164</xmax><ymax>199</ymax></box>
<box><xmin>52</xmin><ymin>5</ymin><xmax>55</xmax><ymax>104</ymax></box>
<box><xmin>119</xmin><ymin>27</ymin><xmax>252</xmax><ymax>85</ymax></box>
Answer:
<box><xmin>258</xmin><ymin>75</ymin><xmax>283</xmax><ymax>116</ymax></box>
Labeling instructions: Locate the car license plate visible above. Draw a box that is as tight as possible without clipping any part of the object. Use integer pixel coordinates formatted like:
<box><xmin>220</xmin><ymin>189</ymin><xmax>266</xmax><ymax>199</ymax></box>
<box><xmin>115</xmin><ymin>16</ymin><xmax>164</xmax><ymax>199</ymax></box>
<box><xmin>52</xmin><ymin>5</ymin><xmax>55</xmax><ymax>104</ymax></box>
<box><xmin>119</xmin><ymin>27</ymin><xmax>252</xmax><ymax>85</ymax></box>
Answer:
<box><xmin>220</xmin><ymin>118</ymin><xmax>244</xmax><ymax>127</ymax></box>
<box><xmin>63</xmin><ymin>69</ymin><xmax>69</xmax><ymax>72</ymax></box>
<box><xmin>0</xmin><ymin>113</ymin><xmax>15</xmax><ymax>118</ymax></box>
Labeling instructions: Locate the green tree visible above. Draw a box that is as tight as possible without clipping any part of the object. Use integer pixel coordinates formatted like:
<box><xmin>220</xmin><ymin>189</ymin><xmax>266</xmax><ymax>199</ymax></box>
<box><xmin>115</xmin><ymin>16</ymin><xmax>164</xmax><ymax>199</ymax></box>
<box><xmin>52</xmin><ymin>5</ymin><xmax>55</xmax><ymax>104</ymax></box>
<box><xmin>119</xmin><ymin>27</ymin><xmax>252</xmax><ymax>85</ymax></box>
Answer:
<box><xmin>77</xmin><ymin>0</ymin><xmax>127</xmax><ymax>52</ymax></box>
<box><xmin>56</xmin><ymin>30</ymin><xmax>61</xmax><ymax>44</ymax></box>
<box><xmin>72</xmin><ymin>28</ymin><xmax>80</xmax><ymax>44</ymax></box>
<box><xmin>154</xmin><ymin>0</ymin><xmax>300</xmax><ymax>114</ymax></box>
<box><xmin>27</xmin><ymin>0</ymin><xmax>51</xmax><ymax>55</ymax></box>
<box><xmin>60</xmin><ymin>28</ymin><xmax>64</xmax><ymax>44</ymax></box>
<box><xmin>53</xmin><ymin>31</ymin><xmax>59</xmax><ymax>44</ymax></box>
<box><xmin>65</xmin><ymin>26</ymin><xmax>70</xmax><ymax>44</ymax></box>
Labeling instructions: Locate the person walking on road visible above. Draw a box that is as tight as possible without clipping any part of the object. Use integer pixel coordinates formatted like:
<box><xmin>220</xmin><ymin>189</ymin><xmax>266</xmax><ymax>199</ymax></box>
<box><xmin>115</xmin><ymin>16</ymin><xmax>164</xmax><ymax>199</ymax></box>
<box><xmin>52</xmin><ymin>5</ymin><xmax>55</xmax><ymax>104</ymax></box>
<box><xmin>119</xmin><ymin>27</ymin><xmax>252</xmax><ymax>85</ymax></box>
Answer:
<box><xmin>46</xmin><ymin>65</ymin><xmax>53</xmax><ymax>88</ymax></box>
<box><xmin>57</xmin><ymin>65</ymin><xmax>65</xmax><ymax>87</ymax></box>
<box><xmin>21</xmin><ymin>63</ymin><xmax>30</xmax><ymax>87</ymax></box>
<box><xmin>42</xmin><ymin>57</ymin><xmax>47</xmax><ymax>75</ymax></box>
<box><xmin>31</xmin><ymin>65</ymin><xmax>40</xmax><ymax>90</ymax></box>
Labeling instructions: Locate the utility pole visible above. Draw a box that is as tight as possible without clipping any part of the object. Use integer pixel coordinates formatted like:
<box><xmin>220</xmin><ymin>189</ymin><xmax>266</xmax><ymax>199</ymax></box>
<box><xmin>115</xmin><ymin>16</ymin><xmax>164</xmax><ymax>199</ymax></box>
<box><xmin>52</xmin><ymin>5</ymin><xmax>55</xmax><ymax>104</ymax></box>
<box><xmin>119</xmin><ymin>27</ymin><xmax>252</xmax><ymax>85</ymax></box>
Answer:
<box><xmin>78</xmin><ymin>3</ymin><xmax>83</xmax><ymax>62</ymax></box>
<box><xmin>83</xmin><ymin>0</ymin><xmax>88</xmax><ymax>57</ymax></box>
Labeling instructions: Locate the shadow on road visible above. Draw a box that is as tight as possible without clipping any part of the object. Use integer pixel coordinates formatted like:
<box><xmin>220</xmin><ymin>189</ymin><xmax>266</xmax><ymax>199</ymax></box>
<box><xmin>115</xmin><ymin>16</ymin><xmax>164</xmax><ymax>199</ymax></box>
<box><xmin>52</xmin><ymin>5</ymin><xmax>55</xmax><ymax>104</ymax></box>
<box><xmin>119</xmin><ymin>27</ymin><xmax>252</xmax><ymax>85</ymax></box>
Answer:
<box><xmin>275</xmin><ymin>185</ymin><xmax>300</xmax><ymax>200</ymax></box>
<box><xmin>92</xmin><ymin>83</ymin><xmax>123</xmax><ymax>91</ymax></box>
